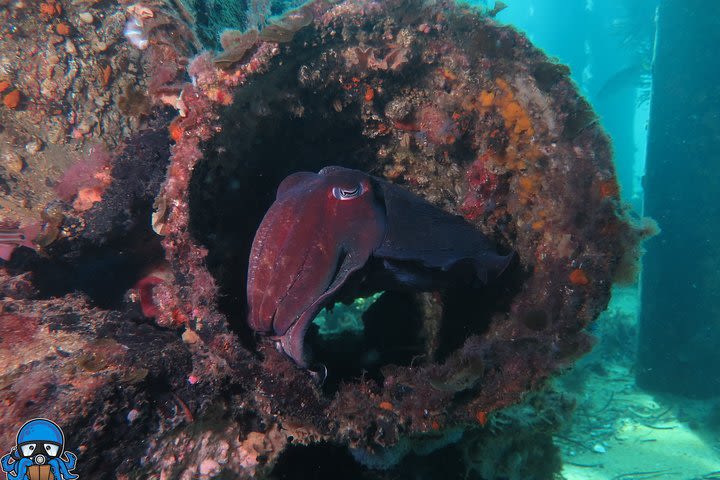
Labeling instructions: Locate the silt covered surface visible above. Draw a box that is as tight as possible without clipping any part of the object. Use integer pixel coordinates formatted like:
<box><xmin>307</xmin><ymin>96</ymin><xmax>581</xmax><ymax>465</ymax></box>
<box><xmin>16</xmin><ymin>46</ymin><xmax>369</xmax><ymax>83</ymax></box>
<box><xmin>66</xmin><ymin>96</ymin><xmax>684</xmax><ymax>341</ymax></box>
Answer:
<box><xmin>0</xmin><ymin>0</ymin><xmax>649</xmax><ymax>478</ymax></box>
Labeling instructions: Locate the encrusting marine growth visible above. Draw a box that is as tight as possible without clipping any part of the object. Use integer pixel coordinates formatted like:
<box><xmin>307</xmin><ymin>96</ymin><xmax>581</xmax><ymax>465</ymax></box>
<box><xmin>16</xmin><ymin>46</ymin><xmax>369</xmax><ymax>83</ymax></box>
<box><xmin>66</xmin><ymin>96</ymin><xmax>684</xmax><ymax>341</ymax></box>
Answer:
<box><xmin>247</xmin><ymin>166</ymin><xmax>512</xmax><ymax>367</ymax></box>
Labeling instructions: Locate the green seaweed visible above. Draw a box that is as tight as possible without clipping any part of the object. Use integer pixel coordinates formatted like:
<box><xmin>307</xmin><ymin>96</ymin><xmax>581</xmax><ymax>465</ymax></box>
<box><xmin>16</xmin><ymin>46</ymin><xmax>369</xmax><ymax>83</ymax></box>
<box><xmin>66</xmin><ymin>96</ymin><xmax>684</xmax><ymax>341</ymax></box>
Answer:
<box><xmin>313</xmin><ymin>292</ymin><xmax>383</xmax><ymax>337</ymax></box>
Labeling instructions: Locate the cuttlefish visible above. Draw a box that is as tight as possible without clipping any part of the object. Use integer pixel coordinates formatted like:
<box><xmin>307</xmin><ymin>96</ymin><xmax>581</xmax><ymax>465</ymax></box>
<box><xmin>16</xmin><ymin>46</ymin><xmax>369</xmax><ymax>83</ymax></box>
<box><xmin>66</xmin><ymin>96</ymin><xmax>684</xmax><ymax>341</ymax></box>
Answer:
<box><xmin>247</xmin><ymin>166</ymin><xmax>511</xmax><ymax>367</ymax></box>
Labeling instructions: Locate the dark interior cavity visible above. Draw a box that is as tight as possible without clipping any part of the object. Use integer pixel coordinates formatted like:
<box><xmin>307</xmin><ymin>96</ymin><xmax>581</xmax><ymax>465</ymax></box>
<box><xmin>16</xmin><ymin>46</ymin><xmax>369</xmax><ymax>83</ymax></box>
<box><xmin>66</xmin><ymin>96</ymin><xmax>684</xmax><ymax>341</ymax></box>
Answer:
<box><xmin>271</xmin><ymin>443</ymin><xmax>365</xmax><ymax>480</ymax></box>
<box><xmin>270</xmin><ymin>437</ymin><xmax>477</xmax><ymax>480</ymax></box>
<box><xmin>5</xmin><ymin>225</ymin><xmax>164</xmax><ymax>310</ymax></box>
<box><xmin>308</xmin><ymin>291</ymin><xmax>426</xmax><ymax>393</ymax></box>
<box><xmin>3</xmin><ymin>123</ymin><xmax>171</xmax><ymax>310</ymax></box>
<box><xmin>436</xmin><ymin>273</ymin><xmax>520</xmax><ymax>360</ymax></box>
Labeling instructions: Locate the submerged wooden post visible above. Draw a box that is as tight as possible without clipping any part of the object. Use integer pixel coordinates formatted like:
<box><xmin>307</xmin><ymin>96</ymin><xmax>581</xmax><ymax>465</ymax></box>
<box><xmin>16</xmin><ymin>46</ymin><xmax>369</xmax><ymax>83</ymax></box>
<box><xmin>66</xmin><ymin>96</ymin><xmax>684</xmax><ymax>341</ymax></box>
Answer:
<box><xmin>637</xmin><ymin>0</ymin><xmax>720</xmax><ymax>396</ymax></box>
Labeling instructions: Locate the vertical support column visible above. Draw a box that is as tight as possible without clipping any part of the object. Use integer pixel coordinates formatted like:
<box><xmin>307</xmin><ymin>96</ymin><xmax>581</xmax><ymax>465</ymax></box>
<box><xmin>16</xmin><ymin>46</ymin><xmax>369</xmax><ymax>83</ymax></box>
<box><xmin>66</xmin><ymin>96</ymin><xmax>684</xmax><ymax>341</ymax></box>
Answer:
<box><xmin>637</xmin><ymin>0</ymin><xmax>720</xmax><ymax>396</ymax></box>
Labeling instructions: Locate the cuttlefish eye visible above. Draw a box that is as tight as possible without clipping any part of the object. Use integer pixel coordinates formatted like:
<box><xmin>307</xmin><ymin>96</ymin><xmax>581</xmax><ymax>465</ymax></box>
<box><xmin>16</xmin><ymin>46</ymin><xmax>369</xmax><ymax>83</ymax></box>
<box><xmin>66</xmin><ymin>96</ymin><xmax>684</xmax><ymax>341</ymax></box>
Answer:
<box><xmin>332</xmin><ymin>184</ymin><xmax>363</xmax><ymax>200</ymax></box>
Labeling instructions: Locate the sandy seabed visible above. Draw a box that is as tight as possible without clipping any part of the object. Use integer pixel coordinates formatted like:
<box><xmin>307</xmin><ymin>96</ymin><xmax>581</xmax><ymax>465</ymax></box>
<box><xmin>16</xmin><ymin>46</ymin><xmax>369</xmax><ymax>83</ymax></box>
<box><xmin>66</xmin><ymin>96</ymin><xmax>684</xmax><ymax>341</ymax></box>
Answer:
<box><xmin>558</xmin><ymin>288</ymin><xmax>720</xmax><ymax>480</ymax></box>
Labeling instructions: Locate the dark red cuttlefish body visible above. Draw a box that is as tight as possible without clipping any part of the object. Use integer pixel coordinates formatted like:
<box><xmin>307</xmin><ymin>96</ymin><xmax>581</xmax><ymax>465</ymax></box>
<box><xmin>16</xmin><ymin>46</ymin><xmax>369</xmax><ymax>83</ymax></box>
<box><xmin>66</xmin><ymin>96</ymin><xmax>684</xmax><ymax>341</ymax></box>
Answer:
<box><xmin>247</xmin><ymin>166</ymin><xmax>511</xmax><ymax>367</ymax></box>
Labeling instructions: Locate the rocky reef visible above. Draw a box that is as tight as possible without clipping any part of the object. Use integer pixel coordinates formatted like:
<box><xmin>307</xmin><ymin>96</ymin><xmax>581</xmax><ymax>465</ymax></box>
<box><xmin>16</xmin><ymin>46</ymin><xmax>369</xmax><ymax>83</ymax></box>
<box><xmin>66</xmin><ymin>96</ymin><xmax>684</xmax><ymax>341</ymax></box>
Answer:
<box><xmin>0</xmin><ymin>0</ymin><xmax>652</xmax><ymax>478</ymax></box>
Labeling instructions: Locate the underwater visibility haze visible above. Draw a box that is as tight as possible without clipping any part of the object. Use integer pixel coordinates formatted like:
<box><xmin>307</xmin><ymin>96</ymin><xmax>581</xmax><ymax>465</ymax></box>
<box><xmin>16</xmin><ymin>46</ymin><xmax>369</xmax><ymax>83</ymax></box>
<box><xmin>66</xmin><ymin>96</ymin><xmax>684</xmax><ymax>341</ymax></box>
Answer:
<box><xmin>0</xmin><ymin>0</ymin><xmax>718</xmax><ymax>479</ymax></box>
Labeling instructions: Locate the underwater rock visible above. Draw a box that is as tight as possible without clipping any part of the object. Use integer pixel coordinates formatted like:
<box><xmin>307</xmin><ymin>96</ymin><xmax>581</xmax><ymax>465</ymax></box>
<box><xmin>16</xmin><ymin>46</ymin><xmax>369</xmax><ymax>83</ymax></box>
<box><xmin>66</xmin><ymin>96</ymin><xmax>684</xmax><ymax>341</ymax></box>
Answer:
<box><xmin>0</xmin><ymin>0</ymin><xmax>651</xmax><ymax>478</ymax></box>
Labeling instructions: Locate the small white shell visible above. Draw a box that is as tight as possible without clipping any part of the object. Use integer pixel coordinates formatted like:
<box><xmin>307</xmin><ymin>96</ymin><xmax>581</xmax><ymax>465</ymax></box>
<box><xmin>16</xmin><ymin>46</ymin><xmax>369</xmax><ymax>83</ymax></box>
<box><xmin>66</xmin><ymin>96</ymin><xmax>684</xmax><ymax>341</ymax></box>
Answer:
<box><xmin>124</xmin><ymin>17</ymin><xmax>148</xmax><ymax>50</ymax></box>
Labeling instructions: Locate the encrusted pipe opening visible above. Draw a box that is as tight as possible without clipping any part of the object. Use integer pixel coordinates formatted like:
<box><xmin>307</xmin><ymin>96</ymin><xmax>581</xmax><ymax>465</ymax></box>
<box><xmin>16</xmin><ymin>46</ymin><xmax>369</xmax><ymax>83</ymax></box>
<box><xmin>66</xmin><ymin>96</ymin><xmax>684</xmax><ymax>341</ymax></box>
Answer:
<box><xmin>187</xmin><ymin>19</ymin><xmax>525</xmax><ymax>388</ymax></box>
<box><xmin>181</xmin><ymin>0</ymin><xmax>638</xmax><ymax>423</ymax></box>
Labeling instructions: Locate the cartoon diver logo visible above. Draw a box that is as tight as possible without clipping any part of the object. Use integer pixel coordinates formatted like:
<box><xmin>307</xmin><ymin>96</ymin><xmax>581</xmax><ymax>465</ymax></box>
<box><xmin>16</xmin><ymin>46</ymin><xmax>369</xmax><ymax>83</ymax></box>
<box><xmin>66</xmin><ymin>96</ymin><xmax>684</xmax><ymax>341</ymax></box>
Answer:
<box><xmin>1</xmin><ymin>418</ymin><xmax>78</xmax><ymax>480</ymax></box>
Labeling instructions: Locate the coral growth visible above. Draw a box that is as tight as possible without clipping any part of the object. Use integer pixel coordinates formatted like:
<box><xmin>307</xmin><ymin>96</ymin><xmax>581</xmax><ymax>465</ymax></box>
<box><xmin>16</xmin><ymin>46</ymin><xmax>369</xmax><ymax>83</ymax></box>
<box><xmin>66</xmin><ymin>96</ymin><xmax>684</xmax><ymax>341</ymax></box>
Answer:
<box><xmin>56</xmin><ymin>143</ymin><xmax>112</xmax><ymax>211</ymax></box>
<box><xmin>461</xmin><ymin>153</ymin><xmax>500</xmax><ymax>220</ymax></box>
<box><xmin>3</xmin><ymin>89</ymin><xmax>21</xmax><ymax>109</ymax></box>
<box><xmin>214</xmin><ymin>29</ymin><xmax>260</xmax><ymax>68</ymax></box>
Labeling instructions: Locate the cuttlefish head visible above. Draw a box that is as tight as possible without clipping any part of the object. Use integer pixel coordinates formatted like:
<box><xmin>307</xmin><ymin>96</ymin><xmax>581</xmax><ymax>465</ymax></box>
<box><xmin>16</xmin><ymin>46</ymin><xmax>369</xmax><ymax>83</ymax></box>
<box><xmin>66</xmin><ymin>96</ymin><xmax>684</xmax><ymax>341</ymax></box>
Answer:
<box><xmin>247</xmin><ymin>166</ymin><xmax>385</xmax><ymax>366</ymax></box>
